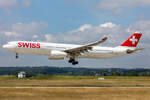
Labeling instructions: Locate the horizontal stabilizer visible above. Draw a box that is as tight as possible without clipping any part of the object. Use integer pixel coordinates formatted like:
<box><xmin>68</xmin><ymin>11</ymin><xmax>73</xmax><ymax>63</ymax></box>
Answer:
<box><xmin>126</xmin><ymin>48</ymin><xmax>144</xmax><ymax>54</ymax></box>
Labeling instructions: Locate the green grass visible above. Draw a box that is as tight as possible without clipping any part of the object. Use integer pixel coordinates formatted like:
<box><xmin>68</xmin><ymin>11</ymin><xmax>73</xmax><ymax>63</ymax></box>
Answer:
<box><xmin>0</xmin><ymin>75</ymin><xmax>150</xmax><ymax>87</ymax></box>
<box><xmin>1</xmin><ymin>75</ymin><xmax>150</xmax><ymax>80</ymax></box>
<box><xmin>33</xmin><ymin>75</ymin><xmax>98</xmax><ymax>80</ymax></box>
<box><xmin>0</xmin><ymin>75</ymin><xmax>17</xmax><ymax>80</ymax></box>
<box><xmin>100</xmin><ymin>76</ymin><xmax>150</xmax><ymax>79</ymax></box>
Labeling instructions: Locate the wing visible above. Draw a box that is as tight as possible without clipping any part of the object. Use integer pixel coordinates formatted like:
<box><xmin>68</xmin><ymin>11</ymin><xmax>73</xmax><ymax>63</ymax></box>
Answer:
<box><xmin>64</xmin><ymin>37</ymin><xmax>107</xmax><ymax>57</ymax></box>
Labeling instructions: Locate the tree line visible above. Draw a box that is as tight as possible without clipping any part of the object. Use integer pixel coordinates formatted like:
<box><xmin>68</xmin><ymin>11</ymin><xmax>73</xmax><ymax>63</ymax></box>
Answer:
<box><xmin>0</xmin><ymin>66</ymin><xmax>149</xmax><ymax>76</ymax></box>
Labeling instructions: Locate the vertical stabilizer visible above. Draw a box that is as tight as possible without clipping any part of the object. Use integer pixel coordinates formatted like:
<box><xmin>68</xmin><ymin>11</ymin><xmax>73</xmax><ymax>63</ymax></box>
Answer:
<box><xmin>120</xmin><ymin>32</ymin><xmax>142</xmax><ymax>47</ymax></box>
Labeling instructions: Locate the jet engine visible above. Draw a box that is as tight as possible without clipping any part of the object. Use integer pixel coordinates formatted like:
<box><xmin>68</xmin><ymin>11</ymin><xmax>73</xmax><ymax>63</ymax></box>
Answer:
<box><xmin>48</xmin><ymin>50</ymin><xmax>67</xmax><ymax>60</ymax></box>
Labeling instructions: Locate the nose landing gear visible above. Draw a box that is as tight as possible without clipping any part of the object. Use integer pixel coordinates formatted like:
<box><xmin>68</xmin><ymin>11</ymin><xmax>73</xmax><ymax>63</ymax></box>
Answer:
<box><xmin>16</xmin><ymin>53</ymin><xmax>19</xmax><ymax>59</ymax></box>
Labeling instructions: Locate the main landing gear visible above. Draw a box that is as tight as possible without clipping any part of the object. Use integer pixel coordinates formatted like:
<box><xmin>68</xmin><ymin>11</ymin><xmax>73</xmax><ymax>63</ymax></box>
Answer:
<box><xmin>68</xmin><ymin>58</ymin><xmax>78</xmax><ymax>65</ymax></box>
<box><xmin>16</xmin><ymin>53</ymin><xmax>19</xmax><ymax>59</ymax></box>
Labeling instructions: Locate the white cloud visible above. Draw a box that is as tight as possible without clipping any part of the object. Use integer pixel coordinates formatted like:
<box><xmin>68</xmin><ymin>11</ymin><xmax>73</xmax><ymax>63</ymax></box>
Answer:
<box><xmin>45</xmin><ymin>34</ymin><xmax>56</xmax><ymax>42</ymax></box>
<box><xmin>0</xmin><ymin>0</ymin><xmax>17</xmax><ymax>8</ymax></box>
<box><xmin>129</xmin><ymin>20</ymin><xmax>150</xmax><ymax>39</ymax></box>
<box><xmin>78</xmin><ymin>24</ymin><xmax>92</xmax><ymax>32</ymax></box>
<box><xmin>3</xmin><ymin>22</ymin><xmax>48</xmax><ymax>40</ymax></box>
<box><xmin>0</xmin><ymin>0</ymin><xmax>30</xmax><ymax>8</ymax></box>
<box><xmin>32</xmin><ymin>35</ymin><xmax>38</xmax><ymax>39</ymax></box>
<box><xmin>97</xmin><ymin>0</ymin><xmax>150</xmax><ymax>13</ymax></box>
<box><xmin>100</xmin><ymin>22</ymin><xmax>117</xmax><ymax>28</ymax></box>
<box><xmin>45</xmin><ymin>22</ymin><xmax>125</xmax><ymax>46</ymax></box>
<box><xmin>0</xmin><ymin>0</ymin><xmax>31</xmax><ymax>14</ymax></box>
<box><xmin>21</xmin><ymin>0</ymin><xmax>30</xmax><ymax>7</ymax></box>
<box><xmin>127</xmin><ymin>20</ymin><xmax>150</xmax><ymax>49</ymax></box>
<box><xmin>4</xmin><ymin>31</ymin><xmax>19</xmax><ymax>37</ymax></box>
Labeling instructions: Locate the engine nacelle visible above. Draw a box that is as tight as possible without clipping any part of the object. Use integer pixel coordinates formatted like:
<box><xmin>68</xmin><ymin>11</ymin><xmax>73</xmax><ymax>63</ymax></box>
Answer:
<box><xmin>48</xmin><ymin>50</ymin><xmax>67</xmax><ymax>60</ymax></box>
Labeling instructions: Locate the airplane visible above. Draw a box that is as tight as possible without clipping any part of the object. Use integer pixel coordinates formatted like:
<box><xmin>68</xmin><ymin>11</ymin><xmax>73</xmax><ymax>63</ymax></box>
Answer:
<box><xmin>2</xmin><ymin>32</ymin><xmax>143</xmax><ymax>65</ymax></box>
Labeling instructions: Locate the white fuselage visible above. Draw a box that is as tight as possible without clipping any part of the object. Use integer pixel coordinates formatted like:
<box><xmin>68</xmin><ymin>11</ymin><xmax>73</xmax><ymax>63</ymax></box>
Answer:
<box><xmin>2</xmin><ymin>41</ymin><xmax>132</xmax><ymax>60</ymax></box>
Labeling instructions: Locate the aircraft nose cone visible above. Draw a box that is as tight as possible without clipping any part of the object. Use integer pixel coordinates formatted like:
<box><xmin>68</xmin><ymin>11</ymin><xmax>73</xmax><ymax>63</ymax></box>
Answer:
<box><xmin>2</xmin><ymin>44</ymin><xmax>10</xmax><ymax>49</ymax></box>
<box><xmin>2</xmin><ymin>45</ymin><xmax>7</xmax><ymax>49</ymax></box>
<box><xmin>2</xmin><ymin>44</ymin><xmax>16</xmax><ymax>52</ymax></box>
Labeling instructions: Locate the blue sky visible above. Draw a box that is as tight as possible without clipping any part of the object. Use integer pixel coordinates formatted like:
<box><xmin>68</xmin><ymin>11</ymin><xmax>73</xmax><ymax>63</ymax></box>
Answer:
<box><xmin>0</xmin><ymin>0</ymin><xmax>150</xmax><ymax>68</ymax></box>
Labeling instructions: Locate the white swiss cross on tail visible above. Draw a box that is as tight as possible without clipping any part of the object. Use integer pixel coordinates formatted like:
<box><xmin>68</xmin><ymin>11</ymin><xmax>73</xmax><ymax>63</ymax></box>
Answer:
<box><xmin>120</xmin><ymin>32</ymin><xmax>142</xmax><ymax>47</ymax></box>
<box><xmin>130</xmin><ymin>36</ymin><xmax>138</xmax><ymax>45</ymax></box>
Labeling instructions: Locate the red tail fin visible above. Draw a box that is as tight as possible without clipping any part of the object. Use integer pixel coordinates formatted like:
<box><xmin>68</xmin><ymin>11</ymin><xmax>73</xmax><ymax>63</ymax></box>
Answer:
<box><xmin>120</xmin><ymin>32</ymin><xmax>142</xmax><ymax>47</ymax></box>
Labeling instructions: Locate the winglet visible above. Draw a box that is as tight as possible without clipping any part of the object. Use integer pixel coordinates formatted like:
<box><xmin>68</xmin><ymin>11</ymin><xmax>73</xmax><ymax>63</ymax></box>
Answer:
<box><xmin>86</xmin><ymin>37</ymin><xmax>108</xmax><ymax>47</ymax></box>
<box><xmin>102</xmin><ymin>37</ymin><xmax>108</xmax><ymax>41</ymax></box>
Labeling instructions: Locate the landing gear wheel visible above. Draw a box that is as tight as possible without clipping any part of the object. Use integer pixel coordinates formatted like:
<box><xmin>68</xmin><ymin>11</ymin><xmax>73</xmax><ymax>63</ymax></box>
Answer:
<box><xmin>16</xmin><ymin>53</ymin><xmax>19</xmax><ymax>59</ymax></box>
<box><xmin>68</xmin><ymin>58</ymin><xmax>74</xmax><ymax>63</ymax></box>
<box><xmin>68</xmin><ymin>58</ymin><xmax>79</xmax><ymax>65</ymax></box>
<box><xmin>72</xmin><ymin>61</ymin><xmax>78</xmax><ymax>65</ymax></box>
